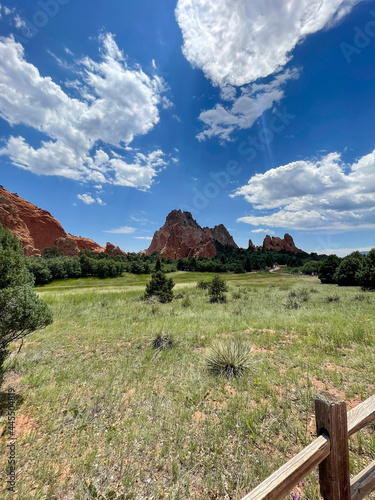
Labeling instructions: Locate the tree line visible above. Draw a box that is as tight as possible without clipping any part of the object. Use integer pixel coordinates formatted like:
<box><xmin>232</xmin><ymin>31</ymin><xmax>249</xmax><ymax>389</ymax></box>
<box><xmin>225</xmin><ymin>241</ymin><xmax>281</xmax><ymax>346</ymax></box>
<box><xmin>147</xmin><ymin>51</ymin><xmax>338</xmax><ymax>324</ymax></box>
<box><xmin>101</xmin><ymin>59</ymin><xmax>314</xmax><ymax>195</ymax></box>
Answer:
<box><xmin>318</xmin><ymin>250</ymin><xmax>375</xmax><ymax>290</ymax></box>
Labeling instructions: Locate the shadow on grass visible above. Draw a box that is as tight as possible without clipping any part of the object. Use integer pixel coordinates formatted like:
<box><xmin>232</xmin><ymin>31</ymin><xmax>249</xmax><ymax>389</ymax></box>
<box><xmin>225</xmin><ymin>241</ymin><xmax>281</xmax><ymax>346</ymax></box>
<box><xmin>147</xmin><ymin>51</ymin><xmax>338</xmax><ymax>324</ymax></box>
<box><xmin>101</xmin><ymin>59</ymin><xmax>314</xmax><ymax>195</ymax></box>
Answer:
<box><xmin>0</xmin><ymin>391</ymin><xmax>24</xmax><ymax>418</ymax></box>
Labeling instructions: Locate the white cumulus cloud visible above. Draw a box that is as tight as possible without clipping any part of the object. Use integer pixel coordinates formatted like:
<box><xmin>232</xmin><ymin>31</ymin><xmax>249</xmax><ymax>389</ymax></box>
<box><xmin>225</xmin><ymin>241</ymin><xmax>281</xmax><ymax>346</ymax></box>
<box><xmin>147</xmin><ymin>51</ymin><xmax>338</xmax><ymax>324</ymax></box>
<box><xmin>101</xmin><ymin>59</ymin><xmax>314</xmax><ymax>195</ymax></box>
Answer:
<box><xmin>77</xmin><ymin>193</ymin><xmax>106</xmax><ymax>205</ymax></box>
<box><xmin>176</xmin><ymin>0</ymin><xmax>364</xmax><ymax>87</ymax></box>
<box><xmin>233</xmin><ymin>149</ymin><xmax>375</xmax><ymax>230</ymax></box>
<box><xmin>0</xmin><ymin>34</ymin><xmax>169</xmax><ymax>190</ymax></box>
<box><xmin>197</xmin><ymin>69</ymin><xmax>299</xmax><ymax>141</ymax></box>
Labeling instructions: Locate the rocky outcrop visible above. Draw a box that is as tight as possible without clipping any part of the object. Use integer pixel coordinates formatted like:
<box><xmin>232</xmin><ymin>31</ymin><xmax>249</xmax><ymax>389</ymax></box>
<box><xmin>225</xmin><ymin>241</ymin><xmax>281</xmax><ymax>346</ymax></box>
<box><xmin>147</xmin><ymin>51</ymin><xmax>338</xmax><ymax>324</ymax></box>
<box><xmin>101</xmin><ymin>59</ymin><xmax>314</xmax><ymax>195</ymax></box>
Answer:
<box><xmin>71</xmin><ymin>235</ymin><xmax>105</xmax><ymax>254</ymax></box>
<box><xmin>55</xmin><ymin>237</ymin><xmax>80</xmax><ymax>257</ymax></box>
<box><xmin>205</xmin><ymin>224</ymin><xmax>238</xmax><ymax>249</ymax></box>
<box><xmin>105</xmin><ymin>242</ymin><xmax>127</xmax><ymax>256</ymax></box>
<box><xmin>0</xmin><ymin>186</ymin><xmax>67</xmax><ymax>256</ymax></box>
<box><xmin>262</xmin><ymin>233</ymin><xmax>302</xmax><ymax>253</ymax></box>
<box><xmin>248</xmin><ymin>239</ymin><xmax>256</xmax><ymax>250</ymax></box>
<box><xmin>0</xmin><ymin>186</ymin><xmax>122</xmax><ymax>256</ymax></box>
<box><xmin>248</xmin><ymin>233</ymin><xmax>303</xmax><ymax>253</ymax></box>
<box><xmin>146</xmin><ymin>210</ymin><xmax>237</xmax><ymax>260</ymax></box>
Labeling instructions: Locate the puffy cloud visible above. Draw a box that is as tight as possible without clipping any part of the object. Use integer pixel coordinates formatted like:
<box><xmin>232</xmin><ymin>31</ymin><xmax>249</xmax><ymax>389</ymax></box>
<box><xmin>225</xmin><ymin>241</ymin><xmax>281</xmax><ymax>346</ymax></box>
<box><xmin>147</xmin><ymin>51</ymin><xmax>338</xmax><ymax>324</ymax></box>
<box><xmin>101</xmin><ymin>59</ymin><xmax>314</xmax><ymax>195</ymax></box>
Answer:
<box><xmin>104</xmin><ymin>226</ymin><xmax>136</xmax><ymax>234</ymax></box>
<box><xmin>77</xmin><ymin>194</ymin><xmax>96</xmax><ymax>205</ymax></box>
<box><xmin>0</xmin><ymin>34</ymin><xmax>168</xmax><ymax>190</ymax></box>
<box><xmin>197</xmin><ymin>69</ymin><xmax>298</xmax><ymax>141</ymax></box>
<box><xmin>77</xmin><ymin>194</ymin><xmax>106</xmax><ymax>205</ymax></box>
<box><xmin>176</xmin><ymin>0</ymin><xmax>364</xmax><ymax>87</ymax></box>
<box><xmin>234</xmin><ymin>149</ymin><xmax>375</xmax><ymax>230</ymax></box>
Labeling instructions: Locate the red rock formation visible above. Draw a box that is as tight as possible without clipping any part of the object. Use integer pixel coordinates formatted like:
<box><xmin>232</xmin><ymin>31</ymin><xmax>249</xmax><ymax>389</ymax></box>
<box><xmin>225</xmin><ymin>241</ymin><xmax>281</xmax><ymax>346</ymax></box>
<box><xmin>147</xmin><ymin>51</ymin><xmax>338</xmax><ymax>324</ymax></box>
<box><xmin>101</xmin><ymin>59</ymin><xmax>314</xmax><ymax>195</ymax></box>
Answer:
<box><xmin>0</xmin><ymin>186</ymin><xmax>67</xmax><ymax>255</ymax></box>
<box><xmin>105</xmin><ymin>242</ymin><xmax>127</xmax><ymax>256</ymax></box>
<box><xmin>71</xmin><ymin>235</ymin><xmax>105</xmax><ymax>254</ymax></box>
<box><xmin>248</xmin><ymin>239</ymin><xmax>256</xmax><ymax>250</ymax></box>
<box><xmin>261</xmin><ymin>233</ymin><xmax>302</xmax><ymax>253</ymax></box>
<box><xmin>0</xmin><ymin>185</ymin><xmax>122</xmax><ymax>256</ymax></box>
<box><xmin>55</xmin><ymin>236</ymin><xmax>80</xmax><ymax>257</ymax></box>
<box><xmin>146</xmin><ymin>210</ymin><xmax>237</xmax><ymax>260</ymax></box>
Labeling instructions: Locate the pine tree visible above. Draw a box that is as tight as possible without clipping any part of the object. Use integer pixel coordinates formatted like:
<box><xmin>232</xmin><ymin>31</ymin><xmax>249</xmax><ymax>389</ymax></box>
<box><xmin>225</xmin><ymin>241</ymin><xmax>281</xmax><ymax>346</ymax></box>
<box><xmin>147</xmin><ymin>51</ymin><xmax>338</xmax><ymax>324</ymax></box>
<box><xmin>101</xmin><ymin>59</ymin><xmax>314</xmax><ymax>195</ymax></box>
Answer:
<box><xmin>208</xmin><ymin>275</ymin><xmax>228</xmax><ymax>303</ymax></box>
<box><xmin>144</xmin><ymin>271</ymin><xmax>175</xmax><ymax>303</ymax></box>
<box><xmin>0</xmin><ymin>225</ymin><xmax>53</xmax><ymax>385</ymax></box>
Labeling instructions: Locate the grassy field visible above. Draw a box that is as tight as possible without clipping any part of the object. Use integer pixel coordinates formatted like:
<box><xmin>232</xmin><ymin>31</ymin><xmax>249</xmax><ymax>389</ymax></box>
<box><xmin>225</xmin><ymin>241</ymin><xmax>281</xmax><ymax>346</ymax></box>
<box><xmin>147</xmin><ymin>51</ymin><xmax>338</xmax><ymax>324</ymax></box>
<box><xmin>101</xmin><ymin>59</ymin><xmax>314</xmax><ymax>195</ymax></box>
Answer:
<box><xmin>0</xmin><ymin>271</ymin><xmax>374</xmax><ymax>499</ymax></box>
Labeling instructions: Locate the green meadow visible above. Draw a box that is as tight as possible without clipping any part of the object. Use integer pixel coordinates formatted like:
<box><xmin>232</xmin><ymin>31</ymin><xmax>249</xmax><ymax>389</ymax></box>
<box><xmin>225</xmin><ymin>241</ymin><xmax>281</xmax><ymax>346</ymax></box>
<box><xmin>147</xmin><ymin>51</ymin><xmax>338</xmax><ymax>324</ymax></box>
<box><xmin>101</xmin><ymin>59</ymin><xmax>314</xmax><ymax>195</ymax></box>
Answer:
<box><xmin>0</xmin><ymin>272</ymin><xmax>374</xmax><ymax>499</ymax></box>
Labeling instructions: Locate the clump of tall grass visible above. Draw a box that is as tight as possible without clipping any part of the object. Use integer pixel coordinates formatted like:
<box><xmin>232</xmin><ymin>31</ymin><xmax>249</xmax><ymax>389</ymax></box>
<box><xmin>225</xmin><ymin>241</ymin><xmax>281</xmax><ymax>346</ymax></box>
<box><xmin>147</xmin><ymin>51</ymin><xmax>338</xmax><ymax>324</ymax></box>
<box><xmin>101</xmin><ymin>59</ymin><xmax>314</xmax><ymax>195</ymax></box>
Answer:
<box><xmin>284</xmin><ymin>296</ymin><xmax>302</xmax><ymax>309</ymax></box>
<box><xmin>283</xmin><ymin>287</ymin><xmax>310</xmax><ymax>309</ymax></box>
<box><xmin>152</xmin><ymin>332</ymin><xmax>175</xmax><ymax>351</ymax></box>
<box><xmin>325</xmin><ymin>293</ymin><xmax>340</xmax><ymax>303</ymax></box>
<box><xmin>206</xmin><ymin>341</ymin><xmax>252</xmax><ymax>378</ymax></box>
<box><xmin>288</xmin><ymin>288</ymin><xmax>310</xmax><ymax>302</ymax></box>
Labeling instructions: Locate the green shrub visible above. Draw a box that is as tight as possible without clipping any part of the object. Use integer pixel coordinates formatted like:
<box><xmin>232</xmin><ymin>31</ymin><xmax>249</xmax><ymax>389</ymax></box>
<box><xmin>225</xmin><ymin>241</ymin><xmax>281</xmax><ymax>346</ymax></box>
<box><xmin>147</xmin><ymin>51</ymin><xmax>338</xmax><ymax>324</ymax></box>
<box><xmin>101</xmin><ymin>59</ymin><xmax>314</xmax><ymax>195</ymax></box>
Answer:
<box><xmin>196</xmin><ymin>280</ymin><xmax>210</xmax><ymax>290</ymax></box>
<box><xmin>284</xmin><ymin>296</ymin><xmax>302</xmax><ymax>309</ymax></box>
<box><xmin>0</xmin><ymin>225</ymin><xmax>53</xmax><ymax>385</ymax></box>
<box><xmin>144</xmin><ymin>271</ymin><xmax>175</xmax><ymax>303</ymax></box>
<box><xmin>288</xmin><ymin>288</ymin><xmax>310</xmax><ymax>302</ymax></box>
<box><xmin>208</xmin><ymin>275</ymin><xmax>228</xmax><ymax>303</ymax></box>
<box><xmin>206</xmin><ymin>341</ymin><xmax>252</xmax><ymax>378</ymax></box>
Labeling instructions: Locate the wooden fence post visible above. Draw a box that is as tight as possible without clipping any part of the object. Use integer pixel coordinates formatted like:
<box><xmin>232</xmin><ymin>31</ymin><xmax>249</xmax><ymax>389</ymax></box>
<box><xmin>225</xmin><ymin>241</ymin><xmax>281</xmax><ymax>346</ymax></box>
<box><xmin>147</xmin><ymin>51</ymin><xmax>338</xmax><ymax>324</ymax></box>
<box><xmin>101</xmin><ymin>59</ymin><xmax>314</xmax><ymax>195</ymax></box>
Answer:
<box><xmin>315</xmin><ymin>392</ymin><xmax>351</xmax><ymax>500</ymax></box>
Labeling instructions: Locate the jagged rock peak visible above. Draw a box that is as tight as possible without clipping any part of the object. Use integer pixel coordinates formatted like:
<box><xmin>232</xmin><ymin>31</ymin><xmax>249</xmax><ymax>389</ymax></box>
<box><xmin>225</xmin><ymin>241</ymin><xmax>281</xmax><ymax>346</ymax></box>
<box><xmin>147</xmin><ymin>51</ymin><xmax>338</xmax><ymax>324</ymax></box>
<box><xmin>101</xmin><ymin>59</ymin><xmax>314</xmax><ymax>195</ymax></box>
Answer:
<box><xmin>262</xmin><ymin>233</ymin><xmax>302</xmax><ymax>253</ymax></box>
<box><xmin>146</xmin><ymin>210</ymin><xmax>237</xmax><ymax>260</ymax></box>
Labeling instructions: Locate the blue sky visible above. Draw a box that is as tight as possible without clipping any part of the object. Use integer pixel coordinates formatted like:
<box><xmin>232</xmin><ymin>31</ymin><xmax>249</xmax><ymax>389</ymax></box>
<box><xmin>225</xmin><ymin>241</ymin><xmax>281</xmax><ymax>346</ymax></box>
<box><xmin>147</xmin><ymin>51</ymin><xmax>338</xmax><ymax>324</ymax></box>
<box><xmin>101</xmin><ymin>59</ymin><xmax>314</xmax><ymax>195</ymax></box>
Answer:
<box><xmin>1</xmin><ymin>0</ymin><xmax>375</xmax><ymax>256</ymax></box>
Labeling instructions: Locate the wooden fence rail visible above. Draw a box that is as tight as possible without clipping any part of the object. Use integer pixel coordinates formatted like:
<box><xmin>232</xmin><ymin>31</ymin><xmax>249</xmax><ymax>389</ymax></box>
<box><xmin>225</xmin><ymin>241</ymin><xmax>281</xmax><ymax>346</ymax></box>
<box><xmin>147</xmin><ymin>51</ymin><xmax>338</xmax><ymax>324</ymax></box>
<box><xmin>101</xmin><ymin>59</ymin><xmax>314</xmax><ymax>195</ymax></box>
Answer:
<box><xmin>242</xmin><ymin>392</ymin><xmax>375</xmax><ymax>500</ymax></box>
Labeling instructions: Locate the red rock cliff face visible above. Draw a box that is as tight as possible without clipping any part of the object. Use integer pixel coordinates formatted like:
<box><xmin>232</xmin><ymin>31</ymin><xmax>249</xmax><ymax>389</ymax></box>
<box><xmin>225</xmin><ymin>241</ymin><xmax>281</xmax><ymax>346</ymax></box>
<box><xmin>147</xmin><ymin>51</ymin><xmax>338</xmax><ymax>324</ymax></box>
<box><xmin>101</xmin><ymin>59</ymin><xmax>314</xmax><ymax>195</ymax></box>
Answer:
<box><xmin>247</xmin><ymin>233</ymin><xmax>302</xmax><ymax>253</ymax></box>
<box><xmin>146</xmin><ymin>210</ymin><xmax>237</xmax><ymax>259</ymax></box>
<box><xmin>0</xmin><ymin>186</ymin><xmax>67</xmax><ymax>253</ymax></box>
<box><xmin>0</xmin><ymin>186</ymin><xmax>118</xmax><ymax>256</ymax></box>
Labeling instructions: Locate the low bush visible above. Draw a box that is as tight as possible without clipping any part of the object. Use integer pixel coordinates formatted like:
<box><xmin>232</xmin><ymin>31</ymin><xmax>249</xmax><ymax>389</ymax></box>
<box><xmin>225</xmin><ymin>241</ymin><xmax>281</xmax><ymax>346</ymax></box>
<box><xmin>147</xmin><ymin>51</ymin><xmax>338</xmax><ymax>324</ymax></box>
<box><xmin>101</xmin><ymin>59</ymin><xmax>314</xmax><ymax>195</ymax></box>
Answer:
<box><xmin>208</xmin><ymin>275</ymin><xmax>228</xmax><ymax>303</ymax></box>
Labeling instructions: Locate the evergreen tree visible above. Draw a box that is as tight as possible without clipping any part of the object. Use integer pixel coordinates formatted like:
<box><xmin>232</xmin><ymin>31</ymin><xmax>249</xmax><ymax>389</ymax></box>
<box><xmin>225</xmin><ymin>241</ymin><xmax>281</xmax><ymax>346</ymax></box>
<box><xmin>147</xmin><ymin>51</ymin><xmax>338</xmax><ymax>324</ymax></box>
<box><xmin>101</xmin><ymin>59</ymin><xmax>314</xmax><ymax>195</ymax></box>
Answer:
<box><xmin>208</xmin><ymin>275</ymin><xmax>228</xmax><ymax>303</ymax></box>
<box><xmin>0</xmin><ymin>225</ymin><xmax>53</xmax><ymax>385</ymax></box>
<box><xmin>144</xmin><ymin>271</ymin><xmax>175</xmax><ymax>303</ymax></box>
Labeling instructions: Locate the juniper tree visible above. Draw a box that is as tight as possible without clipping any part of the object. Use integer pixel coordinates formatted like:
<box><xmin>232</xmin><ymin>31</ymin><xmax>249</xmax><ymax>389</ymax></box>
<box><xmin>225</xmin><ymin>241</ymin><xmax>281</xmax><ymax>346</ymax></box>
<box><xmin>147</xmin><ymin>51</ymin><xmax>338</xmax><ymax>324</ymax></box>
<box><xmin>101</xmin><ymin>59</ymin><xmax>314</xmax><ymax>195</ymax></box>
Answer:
<box><xmin>0</xmin><ymin>225</ymin><xmax>53</xmax><ymax>385</ymax></box>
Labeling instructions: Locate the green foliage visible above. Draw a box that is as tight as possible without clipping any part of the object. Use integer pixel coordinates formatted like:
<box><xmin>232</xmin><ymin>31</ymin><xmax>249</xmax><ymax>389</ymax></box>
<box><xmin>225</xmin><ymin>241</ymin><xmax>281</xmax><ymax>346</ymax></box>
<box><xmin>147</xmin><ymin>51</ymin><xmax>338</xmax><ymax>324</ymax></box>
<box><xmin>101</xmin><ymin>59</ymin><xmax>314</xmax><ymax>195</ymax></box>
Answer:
<box><xmin>26</xmin><ymin>258</ymin><xmax>53</xmax><ymax>285</ymax></box>
<box><xmin>333</xmin><ymin>252</ymin><xmax>363</xmax><ymax>286</ymax></box>
<box><xmin>206</xmin><ymin>341</ymin><xmax>252</xmax><ymax>378</ymax></box>
<box><xmin>318</xmin><ymin>254</ymin><xmax>341</xmax><ymax>284</ymax></box>
<box><xmin>42</xmin><ymin>246</ymin><xmax>63</xmax><ymax>259</ymax></box>
<box><xmin>207</xmin><ymin>274</ymin><xmax>228</xmax><ymax>303</ymax></box>
<box><xmin>144</xmin><ymin>271</ymin><xmax>175</xmax><ymax>303</ymax></box>
<box><xmin>356</xmin><ymin>249</ymin><xmax>375</xmax><ymax>291</ymax></box>
<box><xmin>196</xmin><ymin>279</ymin><xmax>210</xmax><ymax>290</ymax></box>
<box><xmin>301</xmin><ymin>260</ymin><xmax>320</xmax><ymax>275</ymax></box>
<box><xmin>0</xmin><ymin>225</ymin><xmax>53</xmax><ymax>385</ymax></box>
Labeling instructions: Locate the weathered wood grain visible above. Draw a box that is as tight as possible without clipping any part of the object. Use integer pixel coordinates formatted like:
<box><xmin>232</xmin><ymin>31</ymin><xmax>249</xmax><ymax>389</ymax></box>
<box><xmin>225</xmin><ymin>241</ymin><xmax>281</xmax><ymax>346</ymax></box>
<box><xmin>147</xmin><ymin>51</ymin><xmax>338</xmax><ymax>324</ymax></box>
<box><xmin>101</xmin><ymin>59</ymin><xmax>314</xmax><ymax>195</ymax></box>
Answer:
<box><xmin>350</xmin><ymin>460</ymin><xmax>375</xmax><ymax>500</ymax></box>
<box><xmin>315</xmin><ymin>391</ymin><xmax>351</xmax><ymax>499</ymax></box>
<box><xmin>347</xmin><ymin>394</ymin><xmax>375</xmax><ymax>437</ymax></box>
<box><xmin>241</xmin><ymin>434</ymin><xmax>330</xmax><ymax>500</ymax></box>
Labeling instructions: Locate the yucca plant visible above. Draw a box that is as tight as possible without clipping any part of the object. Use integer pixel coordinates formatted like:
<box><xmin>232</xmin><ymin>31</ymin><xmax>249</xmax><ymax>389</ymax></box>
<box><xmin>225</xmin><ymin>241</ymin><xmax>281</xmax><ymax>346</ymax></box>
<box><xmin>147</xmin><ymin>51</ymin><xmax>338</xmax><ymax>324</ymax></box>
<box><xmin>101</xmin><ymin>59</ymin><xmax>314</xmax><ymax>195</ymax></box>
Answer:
<box><xmin>152</xmin><ymin>332</ymin><xmax>175</xmax><ymax>351</ymax></box>
<box><xmin>206</xmin><ymin>341</ymin><xmax>252</xmax><ymax>378</ymax></box>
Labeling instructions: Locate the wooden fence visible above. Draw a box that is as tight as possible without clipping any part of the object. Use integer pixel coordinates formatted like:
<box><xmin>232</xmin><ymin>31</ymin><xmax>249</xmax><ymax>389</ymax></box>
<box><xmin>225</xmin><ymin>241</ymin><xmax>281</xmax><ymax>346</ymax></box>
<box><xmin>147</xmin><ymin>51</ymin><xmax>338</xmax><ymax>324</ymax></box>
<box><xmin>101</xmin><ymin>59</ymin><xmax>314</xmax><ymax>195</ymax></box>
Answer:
<box><xmin>241</xmin><ymin>392</ymin><xmax>375</xmax><ymax>500</ymax></box>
